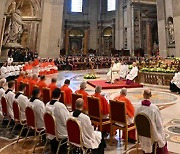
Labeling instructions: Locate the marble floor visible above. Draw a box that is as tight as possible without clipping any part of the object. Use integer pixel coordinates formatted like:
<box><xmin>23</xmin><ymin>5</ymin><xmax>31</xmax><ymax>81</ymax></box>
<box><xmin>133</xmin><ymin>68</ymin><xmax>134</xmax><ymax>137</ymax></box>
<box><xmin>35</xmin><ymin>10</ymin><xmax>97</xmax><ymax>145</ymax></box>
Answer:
<box><xmin>0</xmin><ymin>69</ymin><xmax>180</xmax><ymax>154</ymax></box>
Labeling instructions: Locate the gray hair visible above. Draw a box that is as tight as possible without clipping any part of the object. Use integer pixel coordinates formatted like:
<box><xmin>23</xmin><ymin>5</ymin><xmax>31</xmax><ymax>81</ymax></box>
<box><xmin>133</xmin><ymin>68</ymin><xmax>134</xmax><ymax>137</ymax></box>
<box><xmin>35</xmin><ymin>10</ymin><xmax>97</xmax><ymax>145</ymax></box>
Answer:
<box><xmin>75</xmin><ymin>98</ymin><xmax>84</xmax><ymax>109</ymax></box>
<box><xmin>120</xmin><ymin>88</ymin><xmax>127</xmax><ymax>95</ymax></box>
<box><xmin>32</xmin><ymin>74</ymin><xmax>38</xmax><ymax>79</ymax></box>
<box><xmin>95</xmin><ymin>86</ymin><xmax>102</xmax><ymax>93</ymax></box>
<box><xmin>80</xmin><ymin>81</ymin><xmax>86</xmax><ymax>89</ymax></box>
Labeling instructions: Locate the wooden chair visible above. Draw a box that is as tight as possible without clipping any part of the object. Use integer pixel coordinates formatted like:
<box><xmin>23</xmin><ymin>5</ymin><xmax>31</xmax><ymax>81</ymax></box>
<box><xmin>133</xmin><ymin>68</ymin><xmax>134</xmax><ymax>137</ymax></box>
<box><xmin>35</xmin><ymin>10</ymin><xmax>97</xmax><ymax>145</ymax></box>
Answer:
<box><xmin>134</xmin><ymin>113</ymin><xmax>158</xmax><ymax>154</ymax></box>
<box><xmin>42</xmin><ymin>88</ymin><xmax>51</xmax><ymax>104</ymax></box>
<box><xmin>72</xmin><ymin>93</ymin><xmax>83</xmax><ymax>111</ymax></box>
<box><xmin>1</xmin><ymin>97</ymin><xmax>12</xmax><ymax>133</ymax></box>
<box><xmin>109</xmin><ymin>100</ymin><xmax>136</xmax><ymax>150</ymax></box>
<box><xmin>43</xmin><ymin>112</ymin><xmax>67</xmax><ymax>154</ymax></box>
<box><xmin>87</xmin><ymin>96</ymin><xmax>110</xmax><ymax>132</ymax></box>
<box><xmin>67</xmin><ymin>118</ymin><xmax>90</xmax><ymax>153</ymax></box>
<box><xmin>59</xmin><ymin>91</ymin><xmax>65</xmax><ymax>104</ymax></box>
<box><xmin>12</xmin><ymin>101</ymin><xmax>26</xmax><ymax>143</ymax></box>
<box><xmin>22</xmin><ymin>107</ymin><xmax>45</xmax><ymax>153</ymax></box>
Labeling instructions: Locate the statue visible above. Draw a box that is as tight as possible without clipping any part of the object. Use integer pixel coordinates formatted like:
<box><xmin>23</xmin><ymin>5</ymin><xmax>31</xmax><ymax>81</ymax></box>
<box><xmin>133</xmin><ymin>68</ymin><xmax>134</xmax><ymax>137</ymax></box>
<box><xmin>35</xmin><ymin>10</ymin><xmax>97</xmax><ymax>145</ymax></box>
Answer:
<box><xmin>3</xmin><ymin>1</ymin><xmax>26</xmax><ymax>47</ymax></box>
<box><xmin>166</xmin><ymin>18</ymin><xmax>175</xmax><ymax>45</ymax></box>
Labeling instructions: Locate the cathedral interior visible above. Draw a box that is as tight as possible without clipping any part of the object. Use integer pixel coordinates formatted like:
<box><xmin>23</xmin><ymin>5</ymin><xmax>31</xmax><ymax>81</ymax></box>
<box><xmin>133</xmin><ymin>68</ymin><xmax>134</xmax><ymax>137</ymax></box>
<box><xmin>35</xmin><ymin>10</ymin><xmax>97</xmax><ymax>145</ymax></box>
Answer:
<box><xmin>0</xmin><ymin>0</ymin><xmax>180</xmax><ymax>154</ymax></box>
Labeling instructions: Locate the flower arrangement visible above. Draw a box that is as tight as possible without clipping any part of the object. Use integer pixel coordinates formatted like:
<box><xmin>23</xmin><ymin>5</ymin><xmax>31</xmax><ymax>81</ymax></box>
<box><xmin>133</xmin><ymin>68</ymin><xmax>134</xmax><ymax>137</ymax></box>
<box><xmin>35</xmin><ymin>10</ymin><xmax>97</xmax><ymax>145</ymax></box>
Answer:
<box><xmin>84</xmin><ymin>74</ymin><xmax>96</xmax><ymax>79</ymax></box>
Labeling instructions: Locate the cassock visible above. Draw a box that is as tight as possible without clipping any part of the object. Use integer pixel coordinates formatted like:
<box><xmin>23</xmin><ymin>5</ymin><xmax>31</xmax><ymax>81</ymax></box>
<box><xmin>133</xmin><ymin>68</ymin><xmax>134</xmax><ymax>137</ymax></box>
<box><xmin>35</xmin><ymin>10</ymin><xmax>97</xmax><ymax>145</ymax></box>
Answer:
<box><xmin>136</xmin><ymin>100</ymin><xmax>167</xmax><ymax>153</ymax></box>
<box><xmin>60</xmin><ymin>85</ymin><xmax>72</xmax><ymax>105</ymax></box>
<box><xmin>32</xmin><ymin>59</ymin><xmax>39</xmax><ymax>75</ymax></box>
<box><xmin>170</xmin><ymin>72</ymin><xmax>180</xmax><ymax>93</ymax></box>
<box><xmin>126</xmin><ymin>66</ymin><xmax>138</xmax><ymax>83</ymax></box>
<box><xmin>17</xmin><ymin>76</ymin><xmax>24</xmax><ymax>87</ymax></box>
<box><xmin>73</xmin><ymin>110</ymin><xmax>102</xmax><ymax>149</ymax></box>
<box><xmin>119</xmin><ymin>64</ymin><xmax>129</xmax><ymax>79</ymax></box>
<box><xmin>0</xmin><ymin>87</ymin><xmax>5</xmax><ymax>118</ymax></box>
<box><xmin>92</xmin><ymin>93</ymin><xmax>109</xmax><ymax>116</ymax></box>
<box><xmin>15</xmin><ymin>91</ymin><xmax>29</xmax><ymax>120</ymax></box>
<box><xmin>29</xmin><ymin>79</ymin><xmax>38</xmax><ymax>95</ymax></box>
<box><xmin>75</xmin><ymin>89</ymin><xmax>89</xmax><ymax>110</ymax></box>
<box><xmin>37</xmin><ymin>80</ymin><xmax>47</xmax><ymax>94</ymax></box>
<box><xmin>29</xmin><ymin>97</ymin><xmax>45</xmax><ymax>129</ymax></box>
<box><xmin>113</xmin><ymin>95</ymin><xmax>136</xmax><ymax>140</ymax></box>
<box><xmin>106</xmin><ymin>63</ymin><xmax>119</xmax><ymax>83</ymax></box>
<box><xmin>46</xmin><ymin>100</ymin><xmax>70</xmax><ymax>139</ymax></box>
<box><xmin>48</xmin><ymin>83</ymin><xmax>58</xmax><ymax>94</ymax></box>
<box><xmin>4</xmin><ymin>89</ymin><xmax>15</xmax><ymax>119</ymax></box>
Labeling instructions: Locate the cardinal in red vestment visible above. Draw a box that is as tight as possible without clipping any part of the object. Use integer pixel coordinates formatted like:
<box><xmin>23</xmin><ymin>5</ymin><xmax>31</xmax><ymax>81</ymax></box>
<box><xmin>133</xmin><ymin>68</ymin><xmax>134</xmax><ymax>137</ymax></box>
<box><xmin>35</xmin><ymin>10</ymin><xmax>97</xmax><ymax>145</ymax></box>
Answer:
<box><xmin>75</xmin><ymin>81</ymin><xmax>89</xmax><ymax>110</ymax></box>
<box><xmin>60</xmin><ymin>79</ymin><xmax>72</xmax><ymax>105</ymax></box>
<box><xmin>113</xmin><ymin>88</ymin><xmax>136</xmax><ymax>142</ymax></box>
<box><xmin>48</xmin><ymin>78</ymin><xmax>58</xmax><ymax>94</ymax></box>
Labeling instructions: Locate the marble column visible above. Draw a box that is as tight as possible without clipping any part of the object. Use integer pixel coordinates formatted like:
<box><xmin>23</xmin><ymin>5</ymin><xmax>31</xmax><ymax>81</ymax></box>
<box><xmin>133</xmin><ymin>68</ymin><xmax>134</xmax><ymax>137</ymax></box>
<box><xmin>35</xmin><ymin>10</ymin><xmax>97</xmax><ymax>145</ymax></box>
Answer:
<box><xmin>146</xmin><ymin>21</ymin><xmax>152</xmax><ymax>56</ymax></box>
<box><xmin>89</xmin><ymin>0</ymin><xmax>99</xmax><ymax>51</ymax></box>
<box><xmin>65</xmin><ymin>29</ymin><xmax>69</xmax><ymax>53</ymax></box>
<box><xmin>115</xmin><ymin>0</ymin><xmax>124</xmax><ymax>50</ymax></box>
<box><xmin>83</xmin><ymin>29</ymin><xmax>88</xmax><ymax>54</ymax></box>
<box><xmin>38</xmin><ymin>0</ymin><xmax>64</xmax><ymax>58</ymax></box>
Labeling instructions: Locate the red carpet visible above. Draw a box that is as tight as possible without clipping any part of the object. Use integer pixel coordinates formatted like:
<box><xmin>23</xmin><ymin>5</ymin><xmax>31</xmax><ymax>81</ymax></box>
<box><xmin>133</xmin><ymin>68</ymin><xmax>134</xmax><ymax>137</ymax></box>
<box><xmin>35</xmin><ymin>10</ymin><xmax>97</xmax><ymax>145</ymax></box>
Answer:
<box><xmin>87</xmin><ymin>80</ymin><xmax>143</xmax><ymax>89</ymax></box>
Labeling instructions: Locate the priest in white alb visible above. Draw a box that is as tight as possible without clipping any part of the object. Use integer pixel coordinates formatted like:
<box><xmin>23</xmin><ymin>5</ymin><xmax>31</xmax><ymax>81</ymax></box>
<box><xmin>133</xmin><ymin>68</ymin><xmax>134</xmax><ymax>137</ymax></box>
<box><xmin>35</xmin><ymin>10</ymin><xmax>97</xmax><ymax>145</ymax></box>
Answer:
<box><xmin>119</xmin><ymin>61</ymin><xmax>129</xmax><ymax>79</ymax></box>
<box><xmin>170</xmin><ymin>71</ymin><xmax>180</xmax><ymax>93</ymax></box>
<box><xmin>126</xmin><ymin>62</ymin><xmax>138</xmax><ymax>84</ymax></box>
<box><xmin>136</xmin><ymin>89</ymin><xmax>168</xmax><ymax>154</ymax></box>
<box><xmin>106</xmin><ymin>61</ymin><xmax>120</xmax><ymax>83</ymax></box>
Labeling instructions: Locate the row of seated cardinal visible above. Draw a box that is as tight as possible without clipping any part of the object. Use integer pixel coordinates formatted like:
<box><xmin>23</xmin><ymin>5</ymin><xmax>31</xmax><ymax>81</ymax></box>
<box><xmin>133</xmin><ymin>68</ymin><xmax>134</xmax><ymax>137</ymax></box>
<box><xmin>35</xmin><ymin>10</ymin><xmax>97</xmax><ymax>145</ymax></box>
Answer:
<box><xmin>0</xmin><ymin>77</ymin><xmax>168</xmax><ymax>154</ymax></box>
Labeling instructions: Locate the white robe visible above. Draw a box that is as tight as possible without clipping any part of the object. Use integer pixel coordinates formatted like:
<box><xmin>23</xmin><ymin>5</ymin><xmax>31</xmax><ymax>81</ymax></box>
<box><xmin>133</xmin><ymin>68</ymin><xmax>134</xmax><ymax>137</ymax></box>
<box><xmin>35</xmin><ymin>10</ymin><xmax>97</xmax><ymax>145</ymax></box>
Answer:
<box><xmin>73</xmin><ymin>113</ymin><xmax>102</xmax><ymax>149</ymax></box>
<box><xmin>46</xmin><ymin>100</ymin><xmax>70</xmax><ymax>139</ymax></box>
<box><xmin>126</xmin><ymin>66</ymin><xmax>138</xmax><ymax>81</ymax></box>
<box><xmin>4</xmin><ymin>90</ymin><xmax>15</xmax><ymax>119</ymax></box>
<box><xmin>14</xmin><ymin>65</ymin><xmax>20</xmax><ymax>76</ymax></box>
<box><xmin>1</xmin><ymin>66</ymin><xmax>8</xmax><ymax>78</ymax></box>
<box><xmin>119</xmin><ymin>64</ymin><xmax>129</xmax><ymax>79</ymax></box>
<box><xmin>29</xmin><ymin>99</ymin><xmax>45</xmax><ymax>129</ymax></box>
<box><xmin>7</xmin><ymin>58</ymin><xmax>13</xmax><ymax>65</ymax></box>
<box><xmin>15</xmin><ymin>92</ymin><xmax>29</xmax><ymax>121</ymax></box>
<box><xmin>171</xmin><ymin>72</ymin><xmax>180</xmax><ymax>88</ymax></box>
<box><xmin>135</xmin><ymin>103</ymin><xmax>166</xmax><ymax>153</ymax></box>
<box><xmin>0</xmin><ymin>88</ymin><xmax>5</xmax><ymax>119</ymax></box>
<box><xmin>107</xmin><ymin>63</ymin><xmax>120</xmax><ymax>83</ymax></box>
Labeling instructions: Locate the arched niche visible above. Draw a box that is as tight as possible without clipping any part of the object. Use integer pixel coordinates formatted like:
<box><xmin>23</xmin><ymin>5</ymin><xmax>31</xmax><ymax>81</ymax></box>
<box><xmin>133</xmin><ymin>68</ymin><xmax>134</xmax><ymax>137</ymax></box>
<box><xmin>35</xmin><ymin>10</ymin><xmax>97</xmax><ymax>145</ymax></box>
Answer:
<box><xmin>102</xmin><ymin>27</ymin><xmax>113</xmax><ymax>54</ymax></box>
<box><xmin>69</xmin><ymin>27</ymin><xmax>85</xmax><ymax>55</ymax></box>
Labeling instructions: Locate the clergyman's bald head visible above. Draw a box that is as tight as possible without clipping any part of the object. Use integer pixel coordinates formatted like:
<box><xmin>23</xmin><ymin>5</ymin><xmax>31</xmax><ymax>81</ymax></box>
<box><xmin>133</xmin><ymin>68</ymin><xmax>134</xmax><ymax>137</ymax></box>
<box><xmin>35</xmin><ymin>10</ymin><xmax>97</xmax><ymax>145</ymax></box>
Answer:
<box><xmin>95</xmin><ymin>86</ymin><xmax>102</xmax><ymax>93</ymax></box>
<box><xmin>120</xmin><ymin>88</ymin><xmax>127</xmax><ymax>96</ymax></box>
<box><xmin>80</xmin><ymin>81</ymin><xmax>86</xmax><ymax>89</ymax></box>
<box><xmin>143</xmin><ymin>89</ymin><xmax>152</xmax><ymax>99</ymax></box>
<box><xmin>75</xmin><ymin>98</ymin><xmax>84</xmax><ymax>109</ymax></box>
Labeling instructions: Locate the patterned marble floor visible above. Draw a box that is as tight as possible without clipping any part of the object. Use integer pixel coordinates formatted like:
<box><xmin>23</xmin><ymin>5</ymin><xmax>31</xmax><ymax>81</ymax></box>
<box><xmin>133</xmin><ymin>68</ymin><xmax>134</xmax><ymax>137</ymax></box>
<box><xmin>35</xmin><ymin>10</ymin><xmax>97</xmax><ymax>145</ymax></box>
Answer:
<box><xmin>0</xmin><ymin>69</ymin><xmax>179</xmax><ymax>154</ymax></box>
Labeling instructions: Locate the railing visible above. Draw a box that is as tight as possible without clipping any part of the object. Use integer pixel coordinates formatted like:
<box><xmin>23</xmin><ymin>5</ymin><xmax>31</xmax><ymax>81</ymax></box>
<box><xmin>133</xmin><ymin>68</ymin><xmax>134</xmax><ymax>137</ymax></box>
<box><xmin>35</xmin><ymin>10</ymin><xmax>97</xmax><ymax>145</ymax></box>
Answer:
<box><xmin>138</xmin><ymin>72</ymin><xmax>174</xmax><ymax>86</ymax></box>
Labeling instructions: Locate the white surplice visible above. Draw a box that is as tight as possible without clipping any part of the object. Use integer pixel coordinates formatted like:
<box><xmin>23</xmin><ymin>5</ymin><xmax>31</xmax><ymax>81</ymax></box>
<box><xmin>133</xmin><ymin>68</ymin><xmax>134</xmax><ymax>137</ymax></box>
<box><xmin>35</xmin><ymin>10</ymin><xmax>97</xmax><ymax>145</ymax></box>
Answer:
<box><xmin>74</xmin><ymin>113</ymin><xmax>102</xmax><ymax>149</ymax></box>
<box><xmin>15</xmin><ymin>92</ymin><xmax>29</xmax><ymax>121</ymax></box>
<box><xmin>119</xmin><ymin>64</ymin><xmax>129</xmax><ymax>79</ymax></box>
<box><xmin>126</xmin><ymin>66</ymin><xmax>138</xmax><ymax>81</ymax></box>
<box><xmin>171</xmin><ymin>72</ymin><xmax>180</xmax><ymax>88</ymax></box>
<box><xmin>29</xmin><ymin>99</ymin><xmax>45</xmax><ymax>129</ymax></box>
<box><xmin>46</xmin><ymin>100</ymin><xmax>70</xmax><ymax>139</ymax></box>
<box><xmin>1</xmin><ymin>66</ymin><xmax>8</xmax><ymax>78</ymax></box>
<box><xmin>0</xmin><ymin>88</ymin><xmax>5</xmax><ymax>118</ymax></box>
<box><xmin>4</xmin><ymin>90</ymin><xmax>15</xmax><ymax>119</ymax></box>
<box><xmin>135</xmin><ymin>103</ymin><xmax>166</xmax><ymax>153</ymax></box>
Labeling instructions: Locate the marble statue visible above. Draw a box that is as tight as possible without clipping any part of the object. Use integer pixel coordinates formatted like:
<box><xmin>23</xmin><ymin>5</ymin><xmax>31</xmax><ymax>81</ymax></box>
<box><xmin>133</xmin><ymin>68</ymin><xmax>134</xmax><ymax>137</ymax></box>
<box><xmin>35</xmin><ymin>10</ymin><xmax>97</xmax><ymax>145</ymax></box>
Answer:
<box><xmin>3</xmin><ymin>1</ymin><xmax>25</xmax><ymax>46</ymax></box>
<box><xmin>166</xmin><ymin>20</ymin><xmax>175</xmax><ymax>45</ymax></box>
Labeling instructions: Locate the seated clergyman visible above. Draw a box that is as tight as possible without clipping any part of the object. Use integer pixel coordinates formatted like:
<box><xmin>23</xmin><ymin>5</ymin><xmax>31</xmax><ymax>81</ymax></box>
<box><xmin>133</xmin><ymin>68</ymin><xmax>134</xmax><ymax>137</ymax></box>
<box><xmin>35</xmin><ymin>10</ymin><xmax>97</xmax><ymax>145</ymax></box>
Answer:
<box><xmin>136</xmin><ymin>89</ymin><xmax>168</xmax><ymax>154</ymax></box>
<box><xmin>126</xmin><ymin>62</ymin><xmax>138</xmax><ymax>85</ymax></box>
<box><xmin>73</xmin><ymin>98</ymin><xmax>106</xmax><ymax>154</ymax></box>
<box><xmin>170</xmin><ymin>71</ymin><xmax>180</xmax><ymax>94</ymax></box>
